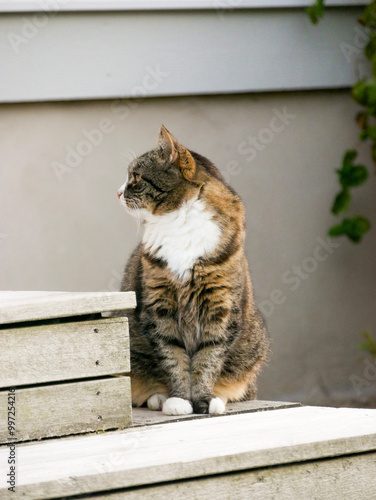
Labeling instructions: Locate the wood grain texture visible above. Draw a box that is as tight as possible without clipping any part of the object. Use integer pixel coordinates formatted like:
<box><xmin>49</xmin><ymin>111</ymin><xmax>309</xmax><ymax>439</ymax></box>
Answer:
<box><xmin>0</xmin><ymin>377</ymin><xmax>131</xmax><ymax>444</ymax></box>
<box><xmin>0</xmin><ymin>291</ymin><xmax>136</xmax><ymax>324</ymax></box>
<box><xmin>132</xmin><ymin>400</ymin><xmax>301</xmax><ymax>427</ymax></box>
<box><xmin>0</xmin><ymin>406</ymin><xmax>375</xmax><ymax>499</ymax></box>
<box><xmin>0</xmin><ymin>317</ymin><xmax>130</xmax><ymax>388</ymax></box>
<box><xmin>87</xmin><ymin>453</ymin><xmax>376</xmax><ymax>499</ymax></box>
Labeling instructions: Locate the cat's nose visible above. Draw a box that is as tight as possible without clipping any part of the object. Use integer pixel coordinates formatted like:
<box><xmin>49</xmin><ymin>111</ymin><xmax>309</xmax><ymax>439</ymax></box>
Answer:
<box><xmin>117</xmin><ymin>182</ymin><xmax>126</xmax><ymax>199</ymax></box>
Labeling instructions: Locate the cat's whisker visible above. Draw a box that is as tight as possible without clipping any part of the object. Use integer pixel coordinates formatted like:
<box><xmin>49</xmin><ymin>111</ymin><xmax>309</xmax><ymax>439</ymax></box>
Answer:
<box><xmin>121</xmin><ymin>149</ymin><xmax>138</xmax><ymax>164</ymax></box>
<box><xmin>127</xmin><ymin>199</ymin><xmax>143</xmax><ymax>232</ymax></box>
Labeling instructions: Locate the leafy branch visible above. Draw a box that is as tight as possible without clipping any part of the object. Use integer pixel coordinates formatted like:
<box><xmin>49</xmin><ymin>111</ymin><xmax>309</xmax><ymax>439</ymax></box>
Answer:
<box><xmin>307</xmin><ymin>0</ymin><xmax>374</xmax><ymax>244</ymax></box>
<box><xmin>307</xmin><ymin>1</ymin><xmax>375</xmax><ymax>357</ymax></box>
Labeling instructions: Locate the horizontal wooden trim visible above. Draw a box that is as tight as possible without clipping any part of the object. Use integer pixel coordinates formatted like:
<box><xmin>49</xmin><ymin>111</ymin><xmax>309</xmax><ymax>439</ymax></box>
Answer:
<box><xmin>0</xmin><ymin>377</ymin><xmax>131</xmax><ymax>444</ymax></box>
<box><xmin>90</xmin><ymin>453</ymin><xmax>376</xmax><ymax>499</ymax></box>
<box><xmin>1</xmin><ymin>406</ymin><xmax>375</xmax><ymax>498</ymax></box>
<box><xmin>0</xmin><ymin>8</ymin><xmax>366</xmax><ymax>103</ymax></box>
<box><xmin>0</xmin><ymin>0</ymin><xmax>367</xmax><ymax>13</ymax></box>
<box><xmin>0</xmin><ymin>317</ymin><xmax>130</xmax><ymax>388</ymax></box>
<box><xmin>0</xmin><ymin>291</ymin><xmax>136</xmax><ymax>324</ymax></box>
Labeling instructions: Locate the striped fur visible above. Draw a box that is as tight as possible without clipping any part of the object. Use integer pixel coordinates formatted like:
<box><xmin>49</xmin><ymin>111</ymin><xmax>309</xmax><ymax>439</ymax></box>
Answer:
<box><xmin>118</xmin><ymin>126</ymin><xmax>269</xmax><ymax>415</ymax></box>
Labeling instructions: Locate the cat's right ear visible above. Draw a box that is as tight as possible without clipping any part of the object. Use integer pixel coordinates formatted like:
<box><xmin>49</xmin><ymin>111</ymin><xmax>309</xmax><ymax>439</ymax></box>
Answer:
<box><xmin>158</xmin><ymin>125</ymin><xmax>179</xmax><ymax>163</ymax></box>
<box><xmin>158</xmin><ymin>125</ymin><xmax>196</xmax><ymax>181</ymax></box>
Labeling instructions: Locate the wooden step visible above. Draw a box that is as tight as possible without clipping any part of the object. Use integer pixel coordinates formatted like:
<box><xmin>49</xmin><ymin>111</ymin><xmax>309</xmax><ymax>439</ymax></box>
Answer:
<box><xmin>0</xmin><ymin>404</ymin><xmax>375</xmax><ymax>499</ymax></box>
<box><xmin>0</xmin><ymin>291</ymin><xmax>135</xmax><ymax>444</ymax></box>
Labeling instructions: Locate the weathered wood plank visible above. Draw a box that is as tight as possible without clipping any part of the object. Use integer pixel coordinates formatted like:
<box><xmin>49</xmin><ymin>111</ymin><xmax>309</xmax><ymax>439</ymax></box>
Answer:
<box><xmin>0</xmin><ymin>317</ymin><xmax>130</xmax><ymax>388</ymax></box>
<box><xmin>1</xmin><ymin>406</ymin><xmax>375</xmax><ymax>499</ymax></box>
<box><xmin>132</xmin><ymin>400</ymin><xmax>301</xmax><ymax>427</ymax></box>
<box><xmin>88</xmin><ymin>452</ymin><xmax>376</xmax><ymax>500</ymax></box>
<box><xmin>0</xmin><ymin>377</ymin><xmax>131</xmax><ymax>444</ymax></box>
<box><xmin>0</xmin><ymin>291</ymin><xmax>136</xmax><ymax>325</ymax></box>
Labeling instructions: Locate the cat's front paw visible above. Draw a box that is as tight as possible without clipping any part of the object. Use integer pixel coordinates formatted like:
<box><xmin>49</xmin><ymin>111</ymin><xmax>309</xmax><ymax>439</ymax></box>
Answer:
<box><xmin>147</xmin><ymin>393</ymin><xmax>167</xmax><ymax>411</ymax></box>
<box><xmin>193</xmin><ymin>397</ymin><xmax>226</xmax><ymax>415</ymax></box>
<box><xmin>162</xmin><ymin>397</ymin><xmax>193</xmax><ymax>416</ymax></box>
<box><xmin>209</xmin><ymin>397</ymin><xmax>226</xmax><ymax>415</ymax></box>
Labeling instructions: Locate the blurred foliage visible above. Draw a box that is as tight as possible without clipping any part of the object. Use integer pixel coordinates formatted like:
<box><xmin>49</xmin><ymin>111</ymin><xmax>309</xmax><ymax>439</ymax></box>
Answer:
<box><xmin>307</xmin><ymin>0</ymin><xmax>375</xmax><ymax>244</ymax></box>
<box><xmin>306</xmin><ymin>0</ymin><xmax>325</xmax><ymax>24</ymax></box>
<box><xmin>358</xmin><ymin>330</ymin><xmax>376</xmax><ymax>356</ymax></box>
<box><xmin>308</xmin><ymin>1</ymin><xmax>376</xmax><ymax>356</ymax></box>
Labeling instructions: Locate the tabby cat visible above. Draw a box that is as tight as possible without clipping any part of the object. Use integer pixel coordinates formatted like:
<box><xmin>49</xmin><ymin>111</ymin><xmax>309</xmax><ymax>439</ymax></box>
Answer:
<box><xmin>117</xmin><ymin>125</ymin><xmax>269</xmax><ymax>415</ymax></box>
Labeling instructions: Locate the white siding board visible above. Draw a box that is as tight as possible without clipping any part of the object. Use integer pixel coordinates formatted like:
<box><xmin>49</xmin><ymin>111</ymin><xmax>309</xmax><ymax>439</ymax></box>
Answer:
<box><xmin>0</xmin><ymin>0</ymin><xmax>367</xmax><ymax>12</ymax></box>
<box><xmin>0</xmin><ymin>8</ymin><xmax>365</xmax><ymax>103</ymax></box>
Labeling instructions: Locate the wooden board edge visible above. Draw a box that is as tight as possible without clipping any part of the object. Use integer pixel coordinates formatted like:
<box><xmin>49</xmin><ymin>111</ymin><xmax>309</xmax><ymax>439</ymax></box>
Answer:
<box><xmin>0</xmin><ymin>377</ymin><xmax>132</xmax><ymax>445</ymax></box>
<box><xmin>0</xmin><ymin>317</ymin><xmax>130</xmax><ymax>388</ymax></box>
<box><xmin>0</xmin><ymin>291</ymin><xmax>136</xmax><ymax>325</ymax></box>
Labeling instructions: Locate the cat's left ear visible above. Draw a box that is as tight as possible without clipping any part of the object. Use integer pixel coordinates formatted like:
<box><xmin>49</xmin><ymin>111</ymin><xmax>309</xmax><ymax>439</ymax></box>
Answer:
<box><xmin>158</xmin><ymin>125</ymin><xmax>196</xmax><ymax>180</ymax></box>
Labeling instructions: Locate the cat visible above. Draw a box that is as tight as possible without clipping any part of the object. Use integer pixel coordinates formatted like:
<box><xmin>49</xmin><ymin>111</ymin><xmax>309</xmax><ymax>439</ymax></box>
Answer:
<box><xmin>117</xmin><ymin>125</ymin><xmax>269</xmax><ymax>415</ymax></box>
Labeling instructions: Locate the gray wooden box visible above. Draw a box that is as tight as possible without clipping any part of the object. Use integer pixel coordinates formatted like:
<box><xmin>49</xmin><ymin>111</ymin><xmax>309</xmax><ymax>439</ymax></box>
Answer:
<box><xmin>0</xmin><ymin>291</ymin><xmax>136</xmax><ymax>444</ymax></box>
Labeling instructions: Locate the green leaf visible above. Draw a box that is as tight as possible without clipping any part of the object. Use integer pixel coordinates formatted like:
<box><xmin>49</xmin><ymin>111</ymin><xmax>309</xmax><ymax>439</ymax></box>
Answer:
<box><xmin>359</xmin><ymin>1</ymin><xmax>376</xmax><ymax>29</ymax></box>
<box><xmin>331</xmin><ymin>188</ymin><xmax>351</xmax><ymax>215</ymax></box>
<box><xmin>352</xmin><ymin>78</ymin><xmax>376</xmax><ymax>111</ymax></box>
<box><xmin>345</xmin><ymin>217</ymin><xmax>371</xmax><ymax>242</ymax></box>
<box><xmin>363</xmin><ymin>125</ymin><xmax>376</xmax><ymax>141</ymax></box>
<box><xmin>358</xmin><ymin>331</ymin><xmax>376</xmax><ymax>356</ymax></box>
<box><xmin>366</xmin><ymin>79</ymin><xmax>376</xmax><ymax>108</ymax></box>
<box><xmin>342</xmin><ymin>150</ymin><xmax>357</xmax><ymax>171</ymax></box>
<box><xmin>306</xmin><ymin>0</ymin><xmax>325</xmax><ymax>24</ymax></box>
<box><xmin>352</xmin><ymin>80</ymin><xmax>368</xmax><ymax>105</ymax></box>
<box><xmin>365</xmin><ymin>36</ymin><xmax>376</xmax><ymax>60</ymax></box>
<box><xmin>329</xmin><ymin>217</ymin><xmax>371</xmax><ymax>243</ymax></box>
<box><xmin>359</xmin><ymin>130</ymin><xmax>368</xmax><ymax>141</ymax></box>
<box><xmin>340</xmin><ymin>165</ymin><xmax>369</xmax><ymax>187</ymax></box>
<box><xmin>337</xmin><ymin>152</ymin><xmax>368</xmax><ymax>187</ymax></box>
<box><xmin>328</xmin><ymin>223</ymin><xmax>346</xmax><ymax>237</ymax></box>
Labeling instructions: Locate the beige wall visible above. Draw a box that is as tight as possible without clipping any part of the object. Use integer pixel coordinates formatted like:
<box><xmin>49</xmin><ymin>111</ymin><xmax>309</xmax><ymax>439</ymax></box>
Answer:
<box><xmin>1</xmin><ymin>91</ymin><xmax>375</xmax><ymax>405</ymax></box>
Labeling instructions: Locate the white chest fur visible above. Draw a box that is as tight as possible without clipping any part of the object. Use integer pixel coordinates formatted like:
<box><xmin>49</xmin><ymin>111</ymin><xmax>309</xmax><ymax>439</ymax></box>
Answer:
<box><xmin>142</xmin><ymin>198</ymin><xmax>221</xmax><ymax>279</ymax></box>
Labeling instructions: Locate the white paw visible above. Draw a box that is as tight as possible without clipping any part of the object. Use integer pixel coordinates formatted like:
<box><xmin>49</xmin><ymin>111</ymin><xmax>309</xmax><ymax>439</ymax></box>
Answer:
<box><xmin>147</xmin><ymin>393</ymin><xmax>167</xmax><ymax>411</ymax></box>
<box><xmin>162</xmin><ymin>397</ymin><xmax>193</xmax><ymax>416</ymax></box>
<box><xmin>209</xmin><ymin>397</ymin><xmax>226</xmax><ymax>415</ymax></box>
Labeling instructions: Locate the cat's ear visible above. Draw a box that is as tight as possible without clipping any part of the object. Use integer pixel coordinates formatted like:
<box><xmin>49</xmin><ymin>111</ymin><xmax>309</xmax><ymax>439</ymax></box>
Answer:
<box><xmin>158</xmin><ymin>125</ymin><xmax>196</xmax><ymax>180</ymax></box>
<box><xmin>158</xmin><ymin>125</ymin><xmax>179</xmax><ymax>163</ymax></box>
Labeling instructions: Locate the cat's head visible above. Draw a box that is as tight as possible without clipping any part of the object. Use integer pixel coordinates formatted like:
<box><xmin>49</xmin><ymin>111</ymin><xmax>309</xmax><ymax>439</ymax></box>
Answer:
<box><xmin>117</xmin><ymin>125</ymin><xmax>201</xmax><ymax>218</ymax></box>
